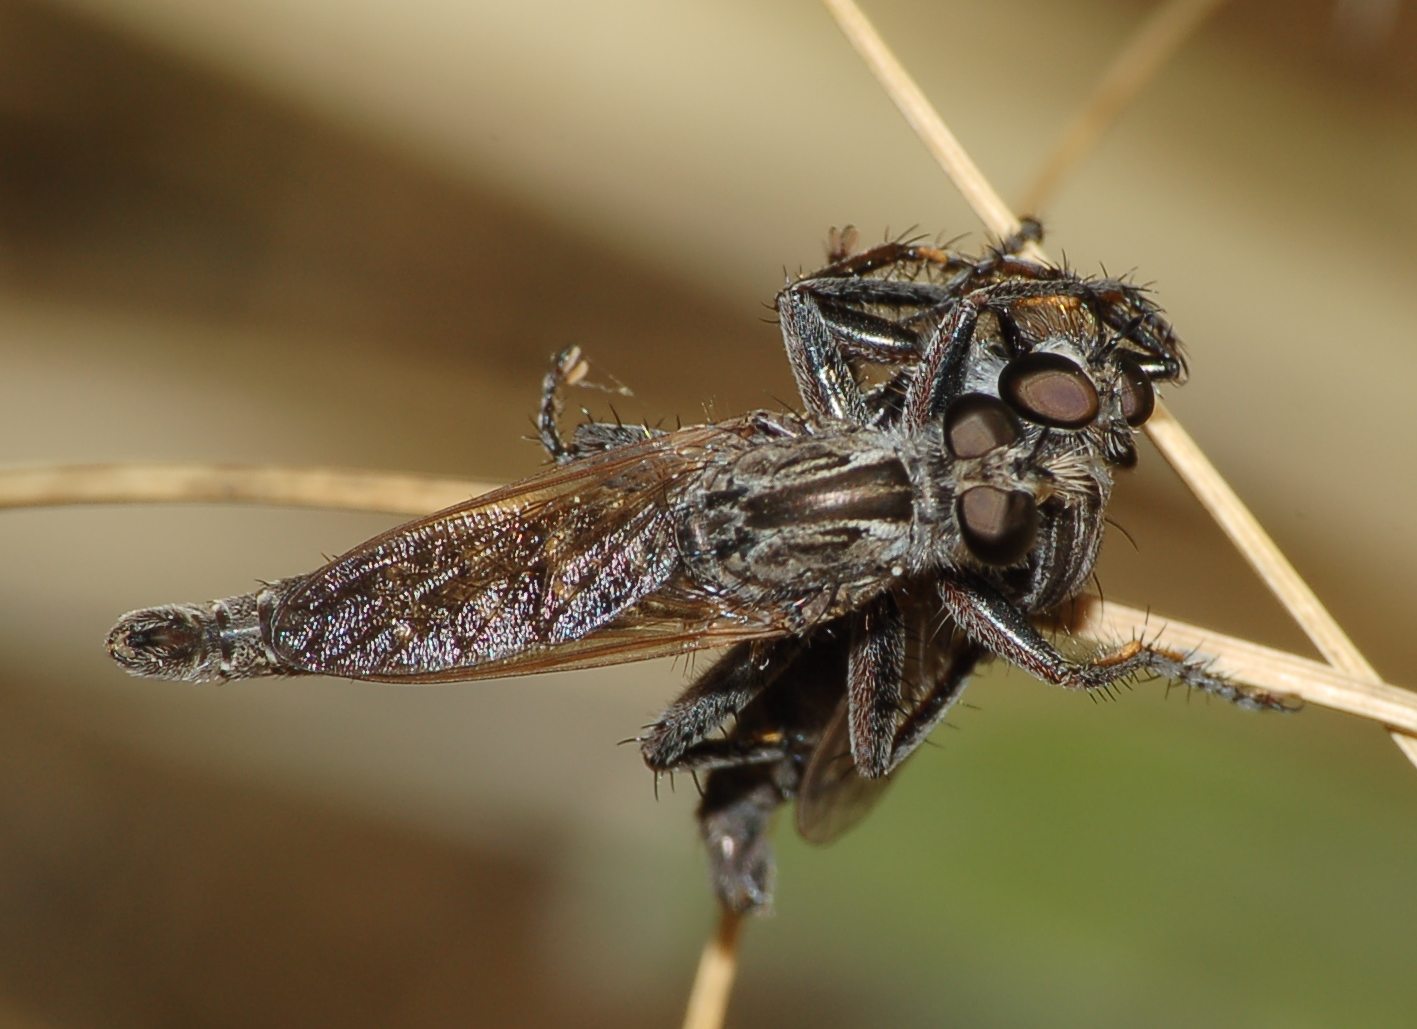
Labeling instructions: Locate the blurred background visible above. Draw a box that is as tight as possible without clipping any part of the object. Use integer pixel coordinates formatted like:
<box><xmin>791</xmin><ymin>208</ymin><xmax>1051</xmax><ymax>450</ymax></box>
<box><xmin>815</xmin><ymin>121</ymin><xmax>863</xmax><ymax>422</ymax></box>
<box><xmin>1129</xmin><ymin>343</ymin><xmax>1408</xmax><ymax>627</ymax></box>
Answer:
<box><xmin>3</xmin><ymin>0</ymin><xmax>1416</xmax><ymax>1025</ymax></box>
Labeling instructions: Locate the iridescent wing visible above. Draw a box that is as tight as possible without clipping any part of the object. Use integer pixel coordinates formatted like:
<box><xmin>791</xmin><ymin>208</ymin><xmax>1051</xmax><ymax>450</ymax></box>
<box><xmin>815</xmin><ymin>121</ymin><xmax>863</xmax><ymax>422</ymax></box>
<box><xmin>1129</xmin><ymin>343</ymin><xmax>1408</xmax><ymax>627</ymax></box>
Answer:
<box><xmin>269</xmin><ymin>424</ymin><xmax>785</xmax><ymax>682</ymax></box>
<box><xmin>795</xmin><ymin>596</ymin><xmax>981</xmax><ymax>844</ymax></box>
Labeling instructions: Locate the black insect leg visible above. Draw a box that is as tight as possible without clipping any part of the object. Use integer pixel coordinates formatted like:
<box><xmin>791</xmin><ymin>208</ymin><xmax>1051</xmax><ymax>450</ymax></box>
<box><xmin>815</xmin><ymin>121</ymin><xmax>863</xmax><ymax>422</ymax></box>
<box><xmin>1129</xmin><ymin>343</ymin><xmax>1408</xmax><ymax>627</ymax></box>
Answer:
<box><xmin>996</xmin><ymin>215</ymin><xmax>1044</xmax><ymax>256</ymax></box>
<box><xmin>818</xmin><ymin>238</ymin><xmax>964</xmax><ymax>278</ymax></box>
<box><xmin>536</xmin><ymin>346</ymin><xmax>657</xmax><ymax>462</ymax></box>
<box><xmin>658</xmin><ymin>736</ymin><xmax>790</xmax><ymax>774</ymax></box>
<box><xmin>876</xmin><ymin>642</ymin><xmax>984</xmax><ymax>776</ymax></box>
<box><xmin>775</xmin><ymin>282</ymin><xmax>875</xmax><ymax>422</ymax></box>
<box><xmin>1133</xmin><ymin>646</ymin><xmax>1301</xmax><ymax>712</ymax></box>
<box><xmin>846</xmin><ymin>593</ymin><xmax>907</xmax><ymax>779</ymax></box>
<box><xmin>937</xmin><ymin>577</ymin><xmax>1296</xmax><ymax>710</ymax></box>
<box><xmin>899</xmin><ymin>268</ymin><xmax>1137</xmax><ymax>428</ymax></box>
<box><xmin>776</xmin><ymin>234</ymin><xmax>1024</xmax><ymax>422</ymax></box>
<box><xmin>639</xmin><ymin>638</ymin><xmax>804</xmax><ymax>773</ymax></box>
<box><xmin>906</xmin><ymin>261</ymin><xmax>1185</xmax><ymax>384</ymax></box>
<box><xmin>773</xmin><ymin>228</ymin><xmax>1060</xmax><ymax>423</ymax></box>
<box><xmin>536</xmin><ymin>346</ymin><xmax>587</xmax><ymax>461</ymax></box>
<box><xmin>809</xmin><ymin>223</ymin><xmax>1040</xmax><ymax>288</ymax></box>
<box><xmin>901</xmin><ymin>294</ymin><xmax>982</xmax><ymax>428</ymax></box>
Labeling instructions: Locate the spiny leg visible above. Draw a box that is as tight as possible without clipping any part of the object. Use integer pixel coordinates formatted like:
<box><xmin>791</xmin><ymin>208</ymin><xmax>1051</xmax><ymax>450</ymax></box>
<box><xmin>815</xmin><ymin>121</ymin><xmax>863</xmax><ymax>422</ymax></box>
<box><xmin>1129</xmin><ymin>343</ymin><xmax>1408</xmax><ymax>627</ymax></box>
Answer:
<box><xmin>774</xmin><ymin>231</ymin><xmax>1048</xmax><ymax>422</ymax></box>
<box><xmin>791</xmin><ymin>641</ymin><xmax>983</xmax><ymax>840</ymax></box>
<box><xmin>846</xmin><ymin>592</ymin><xmax>906</xmax><ymax>779</ymax></box>
<box><xmin>897</xmin><ymin>271</ymin><xmax>1148</xmax><ymax>428</ymax></box>
<box><xmin>777</xmin><ymin>226</ymin><xmax>1054</xmax><ymax>425</ymax></box>
<box><xmin>536</xmin><ymin>345</ymin><xmax>655</xmax><ymax>462</ymax></box>
<box><xmin>1136</xmin><ymin>643</ymin><xmax>1301</xmax><ymax>712</ymax></box>
<box><xmin>846</xmin><ymin>605</ymin><xmax>988</xmax><ymax>780</ymax></box>
<box><xmin>810</xmin><ymin>218</ymin><xmax>1042</xmax><ymax>283</ymax></box>
<box><xmin>898</xmin><ymin>270</ymin><xmax>1109</xmax><ymax>429</ymax></box>
<box><xmin>537</xmin><ymin>346</ymin><xmax>588</xmax><ymax>461</ymax></box>
<box><xmin>661</xmin><ymin>736</ymin><xmax>791</xmax><ymax>775</ymax></box>
<box><xmin>901</xmin><ymin>292</ymin><xmax>982</xmax><ymax>427</ymax></box>
<box><xmin>877</xmin><ymin>642</ymin><xmax>984</xmax><ymax>776</ymax></box>
<box><xmin>639</xmin><ymin>638</ymin><xmax>804</xmax><ymax>773</ymax></box>
<box><xmin>937</xmin><ymin>576</ymin><xmax>1295</xmax><ymax>710</ymax></box>
<box><xmin>775</xmin><ymin>282</ymin><xmax>875</xmax><ymax>422</ymax></box>
<box><xmin>776</xmin><ymin>263</ymin><xmax>983</xmax><ymax>422</ymax></box>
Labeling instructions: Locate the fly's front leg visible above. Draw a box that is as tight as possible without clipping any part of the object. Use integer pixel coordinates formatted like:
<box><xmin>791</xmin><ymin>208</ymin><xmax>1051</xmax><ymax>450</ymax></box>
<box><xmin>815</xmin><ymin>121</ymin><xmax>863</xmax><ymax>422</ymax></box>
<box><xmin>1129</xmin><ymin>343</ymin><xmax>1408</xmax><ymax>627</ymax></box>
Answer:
<box><xmin>901</xmin><ymin>294</ymin><xmax>982</xmax><ymax>428</ymax></box>
<box><xmin>900</xmin><ymin>268</ymin><xmax>1089</xmax><ymax>428</ymax></box>
<box><xmin>776</xmin><ymin>235</ymin><xmax>1002</xmax><ymax>421</ymax></box>
<box><xmin>777</xmin><ymin>271</ymin><xmax>981</xmax><ymax>421</ymax></box>
<box><xmin>774</xmin><ymin>226</ymin><xmax>1050</xmax><ymax>421</ymax></box>
<box><xmin>846</xmin><ymin>593</ymin><xmax>907</xmax><ymax>779</ymax></box>
<box><xmin>775</xmin><ymin>281</ymin><xmax>875</xmax><ymax>422</ymax></box>
<box><xmin>937</xmin><ymin>577</ymin><xmax>1297</xmax><ymax>711</ymax></box>
<box><xmin>640</xmin><ymin>638</ymin><xmax>803</xmax><ymax>773</ymax></box>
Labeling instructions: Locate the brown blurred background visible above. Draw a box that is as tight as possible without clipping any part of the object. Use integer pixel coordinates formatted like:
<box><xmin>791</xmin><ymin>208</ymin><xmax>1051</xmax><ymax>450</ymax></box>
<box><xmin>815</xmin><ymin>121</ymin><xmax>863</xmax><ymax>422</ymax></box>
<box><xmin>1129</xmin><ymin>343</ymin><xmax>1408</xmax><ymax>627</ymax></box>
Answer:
<box><xmin>2</xmin><ymin>0</ymin><xmax>1416</xmax><ymax>1026</ymax></box>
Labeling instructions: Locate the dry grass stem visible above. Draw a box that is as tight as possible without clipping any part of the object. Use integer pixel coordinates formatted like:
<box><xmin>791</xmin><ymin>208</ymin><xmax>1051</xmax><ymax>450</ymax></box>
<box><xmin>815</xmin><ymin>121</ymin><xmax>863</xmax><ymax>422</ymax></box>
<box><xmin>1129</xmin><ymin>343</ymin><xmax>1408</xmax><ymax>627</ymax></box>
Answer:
<box><xmin>0</xmin><ymin>462</ymin><xmax>490</xmax><ymax>518</ymax></box>
<box><xmin>1069</xmin><ymin>598</ymin><xmax>1417</xmax><ymax>735</ymax></box>
<box><xmin>1018</xmin><ymin>0</ymin><xmax>1229</xmax><ymax>214</ymax></box>
<box><xmin>822</xmin><ymin>0</ymin><xmax>1413</xmax><ymax>763</ymax></box>
<box><xmin>681</xmin><ymin>910</ymin><xmax>741</xmax><ymax>1029</ymax></box>
<box><xmin>819</xmin><ymin>0</ymin><xmax>1041</xmax><ymax>261</ymax></box>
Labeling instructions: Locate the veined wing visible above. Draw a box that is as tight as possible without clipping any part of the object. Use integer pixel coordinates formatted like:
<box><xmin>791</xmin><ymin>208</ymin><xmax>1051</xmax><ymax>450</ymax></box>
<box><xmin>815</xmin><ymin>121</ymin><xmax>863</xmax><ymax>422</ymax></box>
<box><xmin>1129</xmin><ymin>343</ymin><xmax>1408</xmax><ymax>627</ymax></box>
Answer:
<box><xmin>270</xmin><ymin>424</ymin><xmax>779</xmax><ymax>682</ymax></box>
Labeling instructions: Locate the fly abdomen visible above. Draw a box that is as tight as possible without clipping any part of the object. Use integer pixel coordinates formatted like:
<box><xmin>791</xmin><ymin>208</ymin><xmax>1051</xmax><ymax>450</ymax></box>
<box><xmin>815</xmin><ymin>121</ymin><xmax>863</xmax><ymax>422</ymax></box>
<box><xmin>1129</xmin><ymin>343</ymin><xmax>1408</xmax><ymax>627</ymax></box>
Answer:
<box><xmin>106</xmin><ymin>580</ymin><xmax>293</xmax><ymax>683</ymax></box>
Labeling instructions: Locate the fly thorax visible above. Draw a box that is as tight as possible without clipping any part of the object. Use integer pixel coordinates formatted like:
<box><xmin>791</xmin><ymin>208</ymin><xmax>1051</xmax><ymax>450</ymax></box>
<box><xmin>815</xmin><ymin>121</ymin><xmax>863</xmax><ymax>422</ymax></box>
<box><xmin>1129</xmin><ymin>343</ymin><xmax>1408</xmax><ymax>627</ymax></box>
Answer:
<box><xmin>677</xmin><ymin>428</ymin><xmax>918</xmax><ymax>613</ymax></box>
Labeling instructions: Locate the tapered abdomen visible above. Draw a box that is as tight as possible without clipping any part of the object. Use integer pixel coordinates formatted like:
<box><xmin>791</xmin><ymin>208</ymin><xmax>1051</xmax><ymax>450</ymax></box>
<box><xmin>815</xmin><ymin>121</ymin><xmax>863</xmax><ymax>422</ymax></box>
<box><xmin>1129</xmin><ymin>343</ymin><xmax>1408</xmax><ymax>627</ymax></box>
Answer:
<box><xmin>107</xmin><ymin>581</ymin><xmax>293</xmax><ymax>683</ymax></box>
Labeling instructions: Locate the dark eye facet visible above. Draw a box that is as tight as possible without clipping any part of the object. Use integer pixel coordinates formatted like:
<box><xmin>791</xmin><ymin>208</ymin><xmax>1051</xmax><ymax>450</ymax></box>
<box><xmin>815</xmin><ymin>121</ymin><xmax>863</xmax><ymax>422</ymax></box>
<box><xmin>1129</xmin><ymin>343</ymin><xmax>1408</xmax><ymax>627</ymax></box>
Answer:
<box><xmin>1116</xmin><ymin>351</ymin><xmax>1155</xmax><ymax>427</ymax></box>
<box><xmin>957</xmin><ymin>485</ymin><xmax>1038</xmax><ymax>565</ymax></box>
<box><xmin>945</xmin><ymin>394</ymin><xmax>1020</xmax><ymax>459</ymax></box>
<box><xmin>1000</xmin><ymin>352</ymin><xmax>1099</xmax><ymax>429</ymax></box>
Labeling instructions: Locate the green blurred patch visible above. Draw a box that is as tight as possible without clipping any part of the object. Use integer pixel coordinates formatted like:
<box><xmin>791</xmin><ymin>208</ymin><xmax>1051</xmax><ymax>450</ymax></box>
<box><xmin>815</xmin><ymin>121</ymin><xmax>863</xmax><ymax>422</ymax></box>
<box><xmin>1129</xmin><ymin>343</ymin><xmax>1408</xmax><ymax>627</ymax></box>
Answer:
<box><xmin>747</xmin><ymin>666</ymin><xmax>1417</xmax><ymax>1028</ymax></box>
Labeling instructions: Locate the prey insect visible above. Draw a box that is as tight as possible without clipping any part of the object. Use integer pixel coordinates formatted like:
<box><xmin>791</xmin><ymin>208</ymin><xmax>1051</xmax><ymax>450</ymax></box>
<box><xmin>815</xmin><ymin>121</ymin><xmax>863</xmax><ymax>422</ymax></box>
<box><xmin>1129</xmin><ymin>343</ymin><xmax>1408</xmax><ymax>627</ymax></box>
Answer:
<box><xmin>107</xmin><ymin>223</ymin><xmax>1291</xmax><ymax>913</ymax></box>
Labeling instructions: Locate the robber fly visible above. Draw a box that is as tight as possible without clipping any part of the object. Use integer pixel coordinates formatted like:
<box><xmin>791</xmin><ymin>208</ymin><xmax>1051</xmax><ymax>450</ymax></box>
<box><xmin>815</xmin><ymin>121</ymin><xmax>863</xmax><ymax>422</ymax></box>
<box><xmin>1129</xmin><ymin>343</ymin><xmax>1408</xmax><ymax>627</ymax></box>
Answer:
<box><xmin>107</xmin><ymin>222</ymin><xmax>1290</xmax><ymax>913</ymax></box>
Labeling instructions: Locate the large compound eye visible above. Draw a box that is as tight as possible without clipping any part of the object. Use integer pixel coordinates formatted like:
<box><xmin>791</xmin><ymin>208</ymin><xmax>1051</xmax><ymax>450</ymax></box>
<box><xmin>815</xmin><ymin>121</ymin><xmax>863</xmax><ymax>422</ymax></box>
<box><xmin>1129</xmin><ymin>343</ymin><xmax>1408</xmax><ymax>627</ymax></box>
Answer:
<box><xmin>1116</xmin><ymin>351</ymin><xmax>1156</xmax><ymax>427</ymax></box>
<box><xmin>957</xmin><ymin>485</ymin><xmax>1039</xmax><ymax>565</ymax></box>
<box><xmin>945</xmin><ymin>394</ymin><xmax>1020</xmax><ymax>459</ymax></box>
<box><xmin>1000</xmin><ymin>352</ymin><xmax>1099</xmax><ymax>429</ymax></box>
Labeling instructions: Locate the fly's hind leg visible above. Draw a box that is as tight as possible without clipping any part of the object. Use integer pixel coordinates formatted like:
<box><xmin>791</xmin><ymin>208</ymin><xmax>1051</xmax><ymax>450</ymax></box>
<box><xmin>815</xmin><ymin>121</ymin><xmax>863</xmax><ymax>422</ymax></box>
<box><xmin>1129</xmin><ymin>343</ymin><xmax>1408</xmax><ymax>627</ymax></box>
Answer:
<box><xmin>639</xmin><ymin>638</ymin><xmax>803</xmax><ymax>773</ymax></box>
<box><xmin>536</xmin><ymin>346</ymin><xmax>655</xmax><ymax>462</ymax></box>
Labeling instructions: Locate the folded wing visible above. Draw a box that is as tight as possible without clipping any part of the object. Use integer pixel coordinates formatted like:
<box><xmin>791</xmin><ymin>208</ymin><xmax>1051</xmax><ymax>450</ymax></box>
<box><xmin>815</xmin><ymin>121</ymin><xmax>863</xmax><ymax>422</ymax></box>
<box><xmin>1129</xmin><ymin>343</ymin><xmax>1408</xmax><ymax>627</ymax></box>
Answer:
<box><xmin>270</xmin><ymin>425</ymin><xmax>781</xmax><ymax>682</ymax></box>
